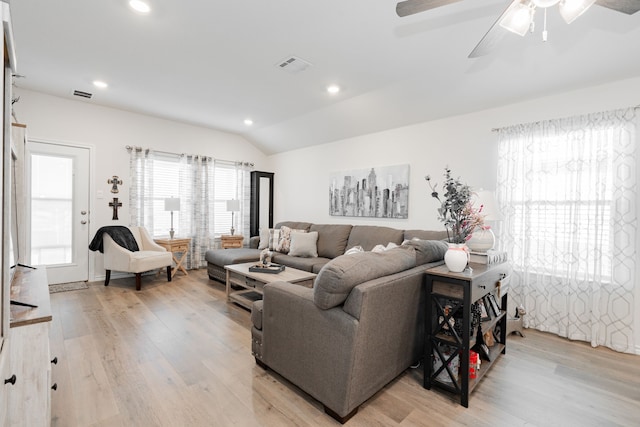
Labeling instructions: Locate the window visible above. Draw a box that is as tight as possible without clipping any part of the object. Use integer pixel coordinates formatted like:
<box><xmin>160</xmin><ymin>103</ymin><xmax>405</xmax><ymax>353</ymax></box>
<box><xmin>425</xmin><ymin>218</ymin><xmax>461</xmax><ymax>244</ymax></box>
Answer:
<box><xmin>496</xmin><ymin>108</ymin><xmax>637</xmax><ymax>352</ymax></box>
<box><xmin>213</xmin><ymin>163</ymin><xmax>239</xmax><ymax>236</ymax></box>
<box><xmin>150</xmin><ymin>155</ymin><xmax>181</xmax><ymax>238</ymax></box>
<box><xmin>129</xmin><ymin>148</ymin><xmax>252</xmax><ymax>269</ymax></box>
<box><xmin>506</xmin><ymin>134</ymin><xmax>613</xmax><ymax>278</ymax></box>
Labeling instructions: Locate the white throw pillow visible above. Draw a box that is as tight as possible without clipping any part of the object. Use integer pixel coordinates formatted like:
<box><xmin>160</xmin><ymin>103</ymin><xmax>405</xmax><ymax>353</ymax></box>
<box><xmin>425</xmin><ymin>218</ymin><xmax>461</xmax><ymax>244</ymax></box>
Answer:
<box><xmin>289</xmin><ymin>231</ymin><xmax>319</xmax><ymax>258</ymax></box>
<box><xmin>258</xmin><ymin>228</ymin><xmax>271</xmax><ymax>250</ymax></box>
<box><xmin>344</xmin><ymin>246</ymin><xmax>364</xmax><ymax>255</ymax></box>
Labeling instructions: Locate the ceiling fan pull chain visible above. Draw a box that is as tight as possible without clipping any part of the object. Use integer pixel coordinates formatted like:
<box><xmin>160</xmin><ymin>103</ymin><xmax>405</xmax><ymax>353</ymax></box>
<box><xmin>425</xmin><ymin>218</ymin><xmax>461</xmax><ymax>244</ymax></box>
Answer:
<box><xmin>542</xmin><ymin>7</ymin><xmax>549</xmax><ymax>42</ymax></box>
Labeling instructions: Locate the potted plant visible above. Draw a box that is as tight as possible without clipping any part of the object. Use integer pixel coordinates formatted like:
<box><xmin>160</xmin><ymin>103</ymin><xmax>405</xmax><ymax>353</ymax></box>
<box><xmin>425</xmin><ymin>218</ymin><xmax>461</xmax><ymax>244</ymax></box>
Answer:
<box><xmin>426</xmin><ymin>168</ymin><xmax>486</xmax><ymax>271</ymax></box>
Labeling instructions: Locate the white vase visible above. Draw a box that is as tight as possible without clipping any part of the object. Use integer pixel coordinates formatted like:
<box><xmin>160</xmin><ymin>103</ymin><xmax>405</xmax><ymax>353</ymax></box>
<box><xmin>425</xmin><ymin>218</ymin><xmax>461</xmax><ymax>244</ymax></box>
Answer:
<box><xmin>466</xmin><ymin>227</ymin><xmax>496</xmax><ymax>253</ymax></box>
<box><xmin>444</xmin><ymin>243</ymin><xmax>469</xmax><ymax>272</ymax></box>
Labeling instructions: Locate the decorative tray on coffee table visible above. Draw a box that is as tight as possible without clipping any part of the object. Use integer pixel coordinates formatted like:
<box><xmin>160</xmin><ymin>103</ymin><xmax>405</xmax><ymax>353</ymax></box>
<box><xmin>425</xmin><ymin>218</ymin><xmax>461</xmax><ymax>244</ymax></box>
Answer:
<box><xmin>249</xmin><ymin>263</ymin><xmax>286</xmax><ymax>274</ymax></box>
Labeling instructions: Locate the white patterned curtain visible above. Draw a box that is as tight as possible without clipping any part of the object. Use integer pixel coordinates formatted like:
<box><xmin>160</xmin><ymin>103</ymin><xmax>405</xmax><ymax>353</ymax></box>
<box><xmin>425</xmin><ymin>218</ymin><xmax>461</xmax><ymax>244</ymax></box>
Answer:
<box><xmin>128</xmin><ymin>147</ymin><xmax>156</xmax><ymax>230</ymax></box>
<box><xmin>496</xmin><ymin>107</ymin><xmax>637</xmax><ymax>353</ymax></box>
<box><xmin>178</xmin><ymin>154</ymin><xmax>215</xmax><ymax>269</ymax></box>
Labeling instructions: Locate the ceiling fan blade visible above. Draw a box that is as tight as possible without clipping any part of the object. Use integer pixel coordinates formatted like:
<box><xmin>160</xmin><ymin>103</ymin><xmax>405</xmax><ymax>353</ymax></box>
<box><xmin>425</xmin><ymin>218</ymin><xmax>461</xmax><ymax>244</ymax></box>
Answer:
<box><xmin>468</xmin><ymin>0</ymin><xmax>520</xmax><ymax>58</ymax></box>
<box><xmin>396</xmin><ymin>0</ymin><xmax>464</xmax><ymax>17</ymax></box>
<box><xmin>595</xmin><ymin>0</ymin><xmax>640</xmax><ymax>14</ymax></box>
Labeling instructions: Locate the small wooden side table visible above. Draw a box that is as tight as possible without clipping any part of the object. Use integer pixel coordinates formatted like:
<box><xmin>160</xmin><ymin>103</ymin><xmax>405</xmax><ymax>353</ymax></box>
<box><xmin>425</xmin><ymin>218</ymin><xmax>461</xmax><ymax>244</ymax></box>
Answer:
<box><xmin>154</xmin><ymin>237</ymin><xmax>191</xmax><ymax>278</ymax></box>
<box><xmin>221</xmin><ymin>235</ymin><xmax>243</xmax><ymax>249</ymax></box>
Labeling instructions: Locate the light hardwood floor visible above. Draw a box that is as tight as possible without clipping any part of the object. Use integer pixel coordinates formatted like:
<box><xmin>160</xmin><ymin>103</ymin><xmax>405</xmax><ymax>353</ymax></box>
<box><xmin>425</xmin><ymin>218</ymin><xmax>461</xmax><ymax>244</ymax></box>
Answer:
<box><xmin>49</xmin><ymin>269</ymin><xmax>640</xmax><ymax>426</ymax></box>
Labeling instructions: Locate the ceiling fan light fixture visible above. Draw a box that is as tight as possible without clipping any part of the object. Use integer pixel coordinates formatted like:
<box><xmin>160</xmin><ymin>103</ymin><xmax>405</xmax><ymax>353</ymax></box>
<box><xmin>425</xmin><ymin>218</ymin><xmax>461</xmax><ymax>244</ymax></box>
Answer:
<box><xmin>559</xmin><ymin>0</ymin><xmax>597</xmax><ymax>23</ymax></box>
<box><xmin>500</xmin><ymin>2</ymin><xmax>534</xmax><ymax>36</ymax></box>
<box><xmin>532</xmin><ymin>0</ymin><xmax>560</xmax><ymax>7</ymax></box>
<box><xmin>129</xmin><ymin>0</ymin><xmax>151</xmax><ymax>14</ymax></box>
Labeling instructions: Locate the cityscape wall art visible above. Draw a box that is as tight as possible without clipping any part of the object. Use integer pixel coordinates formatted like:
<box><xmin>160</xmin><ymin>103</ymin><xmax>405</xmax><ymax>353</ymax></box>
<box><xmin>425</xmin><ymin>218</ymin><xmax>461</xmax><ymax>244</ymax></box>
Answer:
<box><xmin>329</xmin><ymin>164</ymin><xmax>409</xmax><ymax>219</ymax></box>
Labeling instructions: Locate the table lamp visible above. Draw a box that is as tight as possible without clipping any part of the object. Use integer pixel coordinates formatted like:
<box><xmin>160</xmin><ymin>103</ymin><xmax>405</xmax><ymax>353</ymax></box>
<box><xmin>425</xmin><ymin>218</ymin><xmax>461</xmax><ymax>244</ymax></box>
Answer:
<box><xmin>226</xmin><ymin>199</ymin><xmax>240</xmax><ymax>235</ymax></box>
<box><xmin>164</xmin><ymin>197</ymin><xmax>180</xmax><ymax>239</ymax></box>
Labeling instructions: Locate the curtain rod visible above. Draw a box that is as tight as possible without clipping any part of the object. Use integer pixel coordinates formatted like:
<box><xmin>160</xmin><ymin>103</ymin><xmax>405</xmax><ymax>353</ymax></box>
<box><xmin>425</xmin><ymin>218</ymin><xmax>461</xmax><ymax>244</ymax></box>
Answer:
<box><xmin>491</xmin><ymin>105</ymin><xmax>640</xmax><ymax>132</ymax></box>
<box><xmin>125</xmin><ymin>145</ymin><xmax>254</xmax><ymax>167</ymax></box>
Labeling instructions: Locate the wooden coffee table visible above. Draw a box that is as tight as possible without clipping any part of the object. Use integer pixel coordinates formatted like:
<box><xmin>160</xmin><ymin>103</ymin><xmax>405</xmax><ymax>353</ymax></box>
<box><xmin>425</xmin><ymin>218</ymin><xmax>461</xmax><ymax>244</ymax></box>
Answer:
<box><xmin>225</xmin><ymin>262</ymin><xmax>317</xmax><ymax>309</ymax></box>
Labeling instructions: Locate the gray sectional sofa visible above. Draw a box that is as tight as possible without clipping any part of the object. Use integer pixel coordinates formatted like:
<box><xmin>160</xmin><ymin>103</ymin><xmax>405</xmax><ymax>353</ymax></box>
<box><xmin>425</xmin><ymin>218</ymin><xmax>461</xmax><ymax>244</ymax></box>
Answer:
<box><xmin>205</xmin><ymin>221</ymin><xmax>447</xmax><ymax>281</ymax></box>
<box><xmin>205</xmin><ymin>222</ymin><xmax>449</xmax><ymax>423</ymax></box>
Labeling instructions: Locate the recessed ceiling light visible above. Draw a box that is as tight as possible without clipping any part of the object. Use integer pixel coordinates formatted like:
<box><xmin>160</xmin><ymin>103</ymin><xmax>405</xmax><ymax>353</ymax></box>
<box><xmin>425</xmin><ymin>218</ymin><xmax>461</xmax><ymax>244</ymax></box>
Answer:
<box><xmin>129</xmin><ymin>0</ymin><xmax>151</xmax><ymax>14</ymax></box>
<box><xmin>93</xmin><ymin>80</ymin><xmax>108</xmax><ymax>89</ymax></box>
<box><xmin>244</xmin><ymin>119</ymin><xmax>254</xmax><ymax>126</ymax></box>
<box><xmin>327</xmin><ymin>85</ymin><xmax>340</xmax><ymax>95</ymax></box>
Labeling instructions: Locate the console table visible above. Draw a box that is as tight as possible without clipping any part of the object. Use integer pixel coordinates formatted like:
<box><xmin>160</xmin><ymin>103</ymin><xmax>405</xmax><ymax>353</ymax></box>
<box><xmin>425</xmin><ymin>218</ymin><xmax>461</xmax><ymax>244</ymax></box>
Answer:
<box><xmin>221</xmin><ymin>234</ymin><xmax>244</xmax><ymax>249</ymax></box>
<box><xmin>154</xmin><ymin>237</ymin><xmax>191</xmax><ymax>278</ymax></box>
<box><xmin>424</xmin><ymin>262</ymin><xmax>510</xmax><ymax>407</ymax></box>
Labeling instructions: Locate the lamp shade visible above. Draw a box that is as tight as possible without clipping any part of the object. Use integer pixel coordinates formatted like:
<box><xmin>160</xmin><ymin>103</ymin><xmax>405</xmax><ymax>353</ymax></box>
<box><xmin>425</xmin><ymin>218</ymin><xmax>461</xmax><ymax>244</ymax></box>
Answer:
<box><xmin>499</xmin><ymin>2</ymin><xmax>534</xmax><ymax>36</ymax></box>
<box><xmin>226</xmin><ymin>199</ymin><xmax>240</xmax><ymax>212</ymax></box>
<box><xmin>164</xmin><ymin>197</ymin><xmax>180</xmax><ymax>212</ymax></box>
<box><xmin>559</xmin><ymin>0</ymin><xmax>596</xmax><ymax>23</ymax></box>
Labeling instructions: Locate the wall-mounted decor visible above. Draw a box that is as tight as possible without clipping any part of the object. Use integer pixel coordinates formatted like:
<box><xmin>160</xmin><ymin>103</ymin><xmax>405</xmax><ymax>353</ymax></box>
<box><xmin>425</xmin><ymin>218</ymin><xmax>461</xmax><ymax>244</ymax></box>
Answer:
<box><xmin>109</xmin><ymin>197</ymin><xmax>122</xmax><ymax>220</ymax></box>
<box><xmin>329</xmin><ymin>164</ymin><xmax>409</xmax><ymax>218</ymax></box>
<box><xmin>108</xmin><ymin>175</ymin><xmax>122</xmax><ymax>193</ymax></box>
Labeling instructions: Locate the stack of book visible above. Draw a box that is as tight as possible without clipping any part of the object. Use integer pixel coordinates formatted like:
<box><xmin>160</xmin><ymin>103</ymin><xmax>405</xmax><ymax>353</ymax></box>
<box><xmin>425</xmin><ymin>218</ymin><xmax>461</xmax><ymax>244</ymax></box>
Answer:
<box><xmin>469</xmin><ymin>249</ymin><xmax>508</xmax><ymax>265</ymax></box>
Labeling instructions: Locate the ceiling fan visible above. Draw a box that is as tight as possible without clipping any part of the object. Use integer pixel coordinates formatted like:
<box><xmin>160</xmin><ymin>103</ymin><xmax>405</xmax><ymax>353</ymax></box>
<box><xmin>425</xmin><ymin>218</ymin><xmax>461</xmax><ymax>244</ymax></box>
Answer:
<box><xmin>396</xmin><ymin>0</ymin><xmax>640</xmax><ymax>58</ymax></box>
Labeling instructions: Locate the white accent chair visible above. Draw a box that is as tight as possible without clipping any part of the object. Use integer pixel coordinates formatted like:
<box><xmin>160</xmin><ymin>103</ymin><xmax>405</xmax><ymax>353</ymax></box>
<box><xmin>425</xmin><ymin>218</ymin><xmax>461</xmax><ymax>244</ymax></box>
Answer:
<box><xmin>103</xmin><ymin>226</ymin><xmax>173</xmax><ymax>290</ymax></box>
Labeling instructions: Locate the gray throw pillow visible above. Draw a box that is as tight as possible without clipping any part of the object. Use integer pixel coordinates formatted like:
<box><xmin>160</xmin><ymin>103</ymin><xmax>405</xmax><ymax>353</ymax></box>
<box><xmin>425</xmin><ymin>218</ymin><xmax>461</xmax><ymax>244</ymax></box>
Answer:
<box><xmin>313</xmin><ymin>246</ymin><xmax>416</xmax><ymax>310</ymax></box>
<box><xmin>289</xmin><ymin>231</ymin><xmax>319</xmax><ymax>258</ymax></box>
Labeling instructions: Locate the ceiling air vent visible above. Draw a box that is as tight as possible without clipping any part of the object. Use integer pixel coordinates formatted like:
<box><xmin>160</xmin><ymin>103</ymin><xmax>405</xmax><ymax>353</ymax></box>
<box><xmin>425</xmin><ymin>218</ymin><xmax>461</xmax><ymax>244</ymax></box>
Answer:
<box><xmin>276</xmin><ymin>55</ymin><xmax>312</xmax><ymax>74</ymax></box>
<box><xmin>73</xmin><ymin>90</ymin><xmax>93</xmax><ymax>99</ymax></box>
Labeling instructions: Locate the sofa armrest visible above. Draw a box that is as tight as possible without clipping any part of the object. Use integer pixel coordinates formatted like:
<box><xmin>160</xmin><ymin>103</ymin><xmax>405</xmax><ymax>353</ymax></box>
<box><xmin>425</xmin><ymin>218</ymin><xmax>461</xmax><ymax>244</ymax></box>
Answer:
<box><xmin>262</xmin><ymin>282</ymin><xmax>359</xmax><ymax>415</ymax></box>
<box><xmin>103</xmin><ymin>234</ymin><xmax>136</xmax><ymax>271</ymax></box>
<box><xmin>249</xmin><ymin>235</ymin><xmax>260</xmax><ymax>249</ymax></box>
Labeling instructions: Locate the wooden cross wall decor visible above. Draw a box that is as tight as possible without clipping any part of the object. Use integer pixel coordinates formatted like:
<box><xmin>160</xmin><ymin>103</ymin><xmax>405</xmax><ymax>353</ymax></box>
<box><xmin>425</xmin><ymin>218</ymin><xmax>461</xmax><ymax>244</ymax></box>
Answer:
<box><xmin>109</xmin><ymin>197</ymin><xmax>122</xmax><ymax>220</ymax></box>
<box><xmin>108</xmin><ymin>175</ymin><xmax>123</xmax><ymax>193</ymax></box>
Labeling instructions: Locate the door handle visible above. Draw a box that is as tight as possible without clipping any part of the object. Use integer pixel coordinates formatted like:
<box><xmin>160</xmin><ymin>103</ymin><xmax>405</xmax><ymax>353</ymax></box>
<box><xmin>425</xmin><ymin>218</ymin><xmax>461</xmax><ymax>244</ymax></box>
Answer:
<box><xmin>81</xmin><ymin>220</ymin><xmax>87</xmax><ymax>225</ymax></box>
<box><xmin>81</xmin><ymin>210</ymin><xmax>87</xmax><ymax>215</ymax></box>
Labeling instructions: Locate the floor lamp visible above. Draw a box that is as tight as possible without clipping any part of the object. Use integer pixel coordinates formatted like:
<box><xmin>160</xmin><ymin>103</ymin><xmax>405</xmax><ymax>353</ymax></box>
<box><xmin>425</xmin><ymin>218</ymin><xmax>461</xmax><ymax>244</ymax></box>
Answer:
<box><xmin>164</xmin><ymin>197</ymin><xmax>180</xmax><ymax>239</ymax></box>
<box><xmin>226</xmin><ymin>199</ymin><xmax>240</xmax><ymax>235</ymax></box>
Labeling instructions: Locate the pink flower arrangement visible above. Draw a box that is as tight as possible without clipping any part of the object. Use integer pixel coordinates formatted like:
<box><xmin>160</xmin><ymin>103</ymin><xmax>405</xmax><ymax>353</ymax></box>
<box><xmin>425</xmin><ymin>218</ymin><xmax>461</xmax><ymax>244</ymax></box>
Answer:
<box><xmin>426</xmin><ymin>168</ymin><xmax>488</xmax><ymax>244</ymax></box>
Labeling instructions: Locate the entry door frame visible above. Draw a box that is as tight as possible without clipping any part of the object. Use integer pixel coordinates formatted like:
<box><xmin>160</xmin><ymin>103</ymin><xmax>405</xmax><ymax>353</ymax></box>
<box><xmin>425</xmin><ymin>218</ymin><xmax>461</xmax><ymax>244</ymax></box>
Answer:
<box><xmin>25</xmin><ymin>137</ymin><xmax>95</xmax><ymax>283</ymax></box>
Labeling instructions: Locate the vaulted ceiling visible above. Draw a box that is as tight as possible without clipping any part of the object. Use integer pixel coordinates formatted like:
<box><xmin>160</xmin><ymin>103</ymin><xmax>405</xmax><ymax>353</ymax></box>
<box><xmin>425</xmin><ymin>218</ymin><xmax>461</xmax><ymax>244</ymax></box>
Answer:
<box><xmin>10</xmin><ymin>0</ymin><xmax>640</xmax><ymax>154</ymax></box>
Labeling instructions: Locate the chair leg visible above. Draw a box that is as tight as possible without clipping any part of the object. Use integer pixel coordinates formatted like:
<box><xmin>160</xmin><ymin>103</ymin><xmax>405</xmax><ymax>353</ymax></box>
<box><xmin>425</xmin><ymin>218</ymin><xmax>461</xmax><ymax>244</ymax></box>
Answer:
<box><xmin>104</xmin><ymin>270</ymin><xmax>111</xmax><ymax>286</ymax></box>
<box><xmin>135</xmin><ymin>273</ymin><xmax>142</xmax><ymax>291</ymax></box>
<box><xmin>167</xmin><ymin>266</ymin><xmax>172</xmax><ymax>282</ymax></box>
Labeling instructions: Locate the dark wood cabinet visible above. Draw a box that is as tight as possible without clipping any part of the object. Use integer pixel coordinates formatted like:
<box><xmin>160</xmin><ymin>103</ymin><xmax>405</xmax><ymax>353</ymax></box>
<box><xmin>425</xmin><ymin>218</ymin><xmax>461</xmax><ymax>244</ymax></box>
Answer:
<box><xmin>424</xmin><ymin>262</ymin><xmax>510</xmax><ymax>407</ymax></box>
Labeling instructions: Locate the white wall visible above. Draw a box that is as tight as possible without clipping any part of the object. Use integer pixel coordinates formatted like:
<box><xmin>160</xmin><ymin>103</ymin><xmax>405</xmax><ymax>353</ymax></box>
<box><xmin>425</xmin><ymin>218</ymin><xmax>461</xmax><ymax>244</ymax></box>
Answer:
<box><xmin>12</xmin><ymin>76</ymin><xmax>640</xmax><ymax>353</ymax></box>
<box><xmin>12</xmin><ymin>88</ymin><xmax>269</xmax><ymax>281</ymax></box>
<box><xmin>268</xmin><ymin>76</ymin><xmax>640</xmax><ymax>354</ymax></box>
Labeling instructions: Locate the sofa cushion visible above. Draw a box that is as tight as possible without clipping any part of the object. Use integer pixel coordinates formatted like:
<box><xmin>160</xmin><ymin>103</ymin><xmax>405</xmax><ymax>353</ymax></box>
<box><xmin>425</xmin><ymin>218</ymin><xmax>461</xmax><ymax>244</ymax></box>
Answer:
<box><xmin>205</xmin><ymin>248</ymin><xmax>261</xmax><ymax>266</ymax></box>
<box><xmin>289</xmin><ymin>231</ymin><xmax>318</xmax><ymax>258</ymax></box>
<box><xmin>275</xmin><ymin>221</ymin><xmax>313</xmax><ymax>231</ymax></box>
<box><xmin>309</xmin><ymin>224</ymin><xmax>352</xmax><ymax>259</ymax></box>
<box><xmin>346</xmin><ymin>225</ymin><xmax>404</xmax><ymax>251</ymax></box>
<box><xmin>402</xmin><ymin>239</ymin><xmax>448</xmax><ymax>266</ymax></box>
<box><xmin>313</xmin><ymin>246</ymin><xmax>416</xmax><ymax>309</ymax></box>
<box><xmin>271</xmin><ymin>252</ymin><xmax>330</xmax><ymax>273</ymax></box>
<box><xmin>404</xmin><ymin>229</ymin><xmax>449</xmax><ymax>241</ymax></box>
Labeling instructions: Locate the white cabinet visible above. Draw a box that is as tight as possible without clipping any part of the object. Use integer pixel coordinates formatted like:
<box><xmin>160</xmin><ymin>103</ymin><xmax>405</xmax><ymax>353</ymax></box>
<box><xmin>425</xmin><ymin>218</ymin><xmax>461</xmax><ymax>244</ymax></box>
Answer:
<box><xmin>7</xmin><ymin>268</ymin><xmax>53</xmax><ymax>427</ymax></box>
<box><xmin>1</xmin><ymin>349</ymin><xmax>13</xmax><ymax>426</ymax></box>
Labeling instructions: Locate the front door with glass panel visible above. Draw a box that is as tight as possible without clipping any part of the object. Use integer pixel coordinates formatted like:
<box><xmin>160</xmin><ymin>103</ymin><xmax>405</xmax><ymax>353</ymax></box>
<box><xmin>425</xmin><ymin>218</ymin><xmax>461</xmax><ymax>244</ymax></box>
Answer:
<box><xmin>27</xmin><ymin>141</ymin><xmax>90</xmax><ymax>284</ymax></box>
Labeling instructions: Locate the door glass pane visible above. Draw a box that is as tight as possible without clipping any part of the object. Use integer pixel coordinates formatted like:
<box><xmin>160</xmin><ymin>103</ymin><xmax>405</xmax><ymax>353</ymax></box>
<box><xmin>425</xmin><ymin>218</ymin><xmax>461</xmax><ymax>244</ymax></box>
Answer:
<box><xmin>30</xmin><ymin>154</ymin><xmax>73</xmax><ymax>265</ymax></box>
